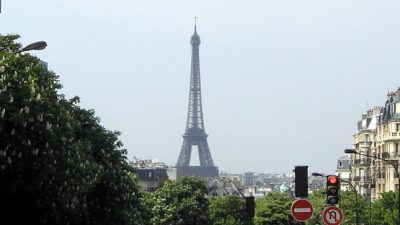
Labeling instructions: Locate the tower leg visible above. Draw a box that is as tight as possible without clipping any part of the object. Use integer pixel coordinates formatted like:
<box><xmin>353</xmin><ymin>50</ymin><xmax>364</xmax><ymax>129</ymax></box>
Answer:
<box><xmin>177</xmin><ymin>139</ymin><xmax>191</xmax><ymax>166</ymax></box>
<box><xmin>198</xmin><ymin>140</ymin><xmax>214</xmax><ymax>166</ymax></box>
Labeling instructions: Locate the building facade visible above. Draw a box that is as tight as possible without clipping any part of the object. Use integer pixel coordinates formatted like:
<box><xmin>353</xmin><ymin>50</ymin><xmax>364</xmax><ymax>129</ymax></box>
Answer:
<box><xmin>374</xmin><ymin>89</ymin><xmax>400</xmax><ymax>198</ymax></box>
<box><xmin>350</xmin><ymin>107</ymin><xmax>380</xmax><ymax>199</ymax></box>
<box><xmin>130</xmin><ymin>158</ymin><xmax>169</xmax><ymax>192</ymax></box>
<box><xmin>348</xmin><ymin>88</ymin><xmax>400</xmax><ymax>201</ymax></box>
<box><xmin>335</xmin><ymin>155</ymin><xmax>351</xmax><ymax>191</ymax></box>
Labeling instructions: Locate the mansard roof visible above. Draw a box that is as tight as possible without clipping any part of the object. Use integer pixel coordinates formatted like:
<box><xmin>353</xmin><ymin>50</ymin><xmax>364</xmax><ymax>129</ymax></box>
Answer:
<box><xmin>379</xmin><ymin>88</ymin><xmax>400</xmax><ymax>123</ymax></box>
<box><xmin>357</xmin><ymin>106</ymin><xmax>381</xmax><ymax>131</ymax></box>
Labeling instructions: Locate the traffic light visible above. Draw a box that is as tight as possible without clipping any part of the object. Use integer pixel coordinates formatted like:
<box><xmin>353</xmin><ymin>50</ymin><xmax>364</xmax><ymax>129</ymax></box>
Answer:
<box><xmin>294</xmin><ymin>166</ymin><xmax>308</xmax><ymax>198</ymax></box>
<box><xmin>326</xmin><ymin>175</ymin><xmax>340</xmax><ymax>205</ymax></box>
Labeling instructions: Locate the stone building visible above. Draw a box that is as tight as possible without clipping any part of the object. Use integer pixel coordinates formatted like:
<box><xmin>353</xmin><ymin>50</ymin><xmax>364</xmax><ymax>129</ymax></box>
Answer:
<box><xmin>350</xmin><ymin>106</ymin><xmax>380</xmax><ymax>199</ymax></box>
<box><xmin>348</xmin><ymin>87</ymin><xmax>400</xmax><ymax>201</ymax></box>
<box><xmin>374</xmin><ymin>89</ymin><xmax>400</xmax><ymax>199</ymax></box>
<box><xmin>335</xmin><ymin>155</ymin><xmax>351</xmax><ymax>191</ymax></box>
<box><xmin>130</xmin><ymin>158</ymin><xmax>169</xmax><ymax>192</ymax></box>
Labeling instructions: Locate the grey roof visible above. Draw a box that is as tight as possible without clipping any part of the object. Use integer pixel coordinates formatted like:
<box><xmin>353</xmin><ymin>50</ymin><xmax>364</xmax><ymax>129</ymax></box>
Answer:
<box><xmin>136</xmin><ymin>168</ymin><xmax>168</xmax><ymax>181</ymax></box>
<box><xmin>338</xmin><ymin>155</ymin><xmax>350</xmax><ymax>160</ymax></box>
<box><xmin>336</xmin><ymin>155</ymin><xmax>351</xmax><ymax>170</ymax></box>
<box><xmin>379</xmin><ymin>88</ymin><xmax>400</xmax><ymax>123</ymax></box>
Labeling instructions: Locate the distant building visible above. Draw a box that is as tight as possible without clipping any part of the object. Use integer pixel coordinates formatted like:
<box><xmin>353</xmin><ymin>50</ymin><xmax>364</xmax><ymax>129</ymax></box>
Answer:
<box><xmin>135</xmin><ymin>167</ymin><xmax>168</xmax><ymax>192</ymax></box>
<box><xmin>208</xmin><ymin>177</ymin><xmax>244</xmax><ymax>197</ymax></box>
<box><xmin>335</xmin><ymin>155</ymin><xmax>351</xmax><ymax>191</ymax></box>
<box><xmin>166</xmin><ymin>167</ymin><xmax>178</xmax><ymax>181</ymax></box>
<box><xmin>242</xmin><ymin>172</ymin><xmax>256</xmax><ymax>186</ymax></box>
<box><xmin>279</xmin><ymin>182</ymin><xmax>290</xmax><ymax>193</ymax></box>
<box><xmin>309</xmin><ymin>175</ymin><xmax>325</xmax><ymax>192</ymax></box>
<box><xmin>130</xmin><ymin>158</ymin><xmax>168</xmax><ymax>191</ymax></box>
<box><xmin>244</xmin><ymin>186</ymin><xmax>272</xmax><ymax>198</ymax></box>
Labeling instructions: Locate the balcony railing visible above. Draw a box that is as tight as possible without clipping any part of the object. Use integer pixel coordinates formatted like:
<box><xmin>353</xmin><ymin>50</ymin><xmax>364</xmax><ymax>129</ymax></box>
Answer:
<box><xmin>381</xmin><ymin>131</ymin><xmax>400</xmax><ymax>141</ymax></box>
<box><xmin>377</xmin><ymin>173</ymin><xmax>386</xmax><ymax>179</ymax></box>
<box><xmin>353</xmin><ymin>159</ymin><xmax>371</xmax><ymax>165</ymax></box>
<box><xmin>352</xmin><ymin>176</ymin><xmax>371</xmax><ymax>182</ymax></box>
<box><xmin>362</xmin><ymin>183</ymin><xmax>376</xmax><ymax>188</ymax></box>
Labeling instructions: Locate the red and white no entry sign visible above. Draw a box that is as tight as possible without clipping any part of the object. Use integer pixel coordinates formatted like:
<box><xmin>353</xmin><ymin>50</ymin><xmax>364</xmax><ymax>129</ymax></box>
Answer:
<box><xmin>322</xmin><ymin>206</ymin><xmax>344</xmax><ymax>225</ymax></box>
<box><xmin>291</xmin><ymin>199</ymin><xmax>314</xmax><ymax>222</ymax></box>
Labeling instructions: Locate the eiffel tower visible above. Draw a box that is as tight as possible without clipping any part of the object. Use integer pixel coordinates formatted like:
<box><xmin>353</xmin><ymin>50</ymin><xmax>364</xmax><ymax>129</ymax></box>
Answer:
<box><xmin>176</xmin><ymin>22</ymin><xmax>219</xmax><ymax>178</ymax></box>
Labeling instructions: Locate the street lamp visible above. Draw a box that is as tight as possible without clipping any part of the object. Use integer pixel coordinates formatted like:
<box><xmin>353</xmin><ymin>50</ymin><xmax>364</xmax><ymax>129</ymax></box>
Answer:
<box><xmin>345</xmin><ymin>148</ymin><xmax>400</xmax><ymax>225</ymax></box>
<box><xmin>15</xmin><ymin>41</ymin><xmax>47</xmax><ymax>53</ymax></box>
<box><xmin>312</xmin><ymin>172</ymin><xmax>360</xmax><ymax>225</ymax></box>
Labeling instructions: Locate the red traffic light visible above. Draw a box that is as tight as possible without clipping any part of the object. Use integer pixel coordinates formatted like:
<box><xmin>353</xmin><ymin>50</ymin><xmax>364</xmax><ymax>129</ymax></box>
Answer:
<box><xmin>326</xmin><ymin>175</ymin><xmax>340</xmax><ymax>205</ymax></box>
<box><xmin>327</xmin><ymin>176</ymin><xmax>338</xmax><ymax>185</ymax></box>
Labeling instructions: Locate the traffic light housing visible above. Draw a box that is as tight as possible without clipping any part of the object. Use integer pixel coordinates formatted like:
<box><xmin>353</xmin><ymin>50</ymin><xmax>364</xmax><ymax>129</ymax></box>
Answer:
<box><xmin>294</xmin><ymin>166</ymin><xmax>308</xmax><ymax>198</ymax></box>
<box><xmin>326</xmin><ymin>175</ymin><xmax>340</xmax><ymax>205</ymax></box>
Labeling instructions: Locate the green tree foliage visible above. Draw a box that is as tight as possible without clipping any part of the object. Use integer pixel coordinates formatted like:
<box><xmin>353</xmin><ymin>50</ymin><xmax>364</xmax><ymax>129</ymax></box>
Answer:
<box><xmin>339</xmin><ymin>190</ymin><xmax>369</xmax><ymax>225</ymax></box>
<box><xmin>307</xmin><ymin>188</ymin><xmax>370</xmax><ymax>225</ymax></box>
<box><xmin>139</xmin><ymin>191</ymin><xmax>154</xmax><ymax>225</ymax></box>
<box><xmin>223</xmin><ymin>216</ymin><xmax>243</xmax><ymax>225</ymax></box>
<box><xmin>150</xmin><ymin>177</ymin><xmax>210</xmax><ymax>225</ymax></box>
<box><xmin>209</xmin><ymin>195</ymin><xmax>246</xmax><ymax>225</ymax></box>
<box><xmin>254</xmin><ymin>192</ymin><xmax>293</xmax><ymax>225</ymax></box>
<box><xmin>306</xmin><ymin>188</ymin><xmax>326</xmax><ymax>225</ymax></box>
<box><xmin>75</xmin><ymin>108</ymin><xmax>144</xmax><ymax>225</ymax></box>
<box><xmin>371</xmin><ymin>191</ymin><xmax>398</xmax><ymax>225</ymax></box>
<box><xmin>0</xmin><ymin>34</ymin><xmax>144</xmax><ymax>225</ymax></box>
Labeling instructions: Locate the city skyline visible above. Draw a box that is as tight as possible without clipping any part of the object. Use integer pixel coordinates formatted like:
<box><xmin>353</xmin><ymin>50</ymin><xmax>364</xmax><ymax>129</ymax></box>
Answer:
<box><xmin>2</xmin><ymin>1</ymin><xmax>400</xmax><ymax>174</ymax></box>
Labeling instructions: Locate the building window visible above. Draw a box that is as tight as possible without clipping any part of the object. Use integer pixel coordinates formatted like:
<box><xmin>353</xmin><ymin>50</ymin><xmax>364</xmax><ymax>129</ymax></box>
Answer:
<box><xmin>339</xmin><ymin>161</ymin><xmax>343</xmax><ymax>167</ymax></box>
<box><xmin>365</xmin><ymin>134</ymin><xmax>370</xmax><ymax>142</ymax></box>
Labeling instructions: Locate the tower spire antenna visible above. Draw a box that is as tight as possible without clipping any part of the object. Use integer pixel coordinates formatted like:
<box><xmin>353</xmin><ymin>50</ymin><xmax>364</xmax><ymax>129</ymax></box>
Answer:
<box><xmin>194</xmin><ymin>16</ymin><xmax>197</xmax><ymax>32</ymax></box>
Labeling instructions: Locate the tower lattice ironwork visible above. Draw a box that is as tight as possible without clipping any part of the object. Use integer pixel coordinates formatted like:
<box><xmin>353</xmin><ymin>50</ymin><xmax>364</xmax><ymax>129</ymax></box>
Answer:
<box><xmin>176</xmin><ymin>23</ymin><xmax>218</xmax><ymax>178</ymax></box>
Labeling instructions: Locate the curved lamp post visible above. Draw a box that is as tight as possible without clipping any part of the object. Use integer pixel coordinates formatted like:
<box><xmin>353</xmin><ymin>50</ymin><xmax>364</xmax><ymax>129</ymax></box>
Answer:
<box><xmin>312</xmin><ymin>172</ymin><xmax>360</xmax><ymax>225</ymax></box>
<box><xmin>16</xmin><ymin>41</ymin><xmax>47</xmax><ymax>53</ymax></box>
<box><xmin>339</xmin><ymin>176</ymin><xmax>360</xmax><ymax>225</ymax></box>
<box><xmin>345</xmin><ymin>148</ymin><xmax>400</xmax><ymax>225</ymax></box>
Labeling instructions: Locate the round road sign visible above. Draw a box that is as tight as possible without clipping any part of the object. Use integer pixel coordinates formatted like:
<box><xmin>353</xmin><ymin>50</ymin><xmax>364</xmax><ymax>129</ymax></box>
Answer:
<box><xmin>322</xmin><ymin>206</ymin><xmax>344</xmax><ymax>225</ymax></box>
<box><xmin>291</xmin><ymin>199</ymin><xmax>314</xmax><ymax>222</ymax></box>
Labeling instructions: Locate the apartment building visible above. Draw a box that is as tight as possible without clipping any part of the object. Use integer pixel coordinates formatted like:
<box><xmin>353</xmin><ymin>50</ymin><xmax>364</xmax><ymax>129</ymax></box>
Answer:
<box><xmin>374</xmin><ymin>89</ymin><xmax>400</xmax><ymax>198</ymax></box>
<box><xmin>350</xmin><ymin>106</ymin><xmax>380</xmax><ymax>199</ymax></box>
<box><xmin>349</xmin><ymin>88</ymin><xmax>400</xmax><ymax>201</ymax></box>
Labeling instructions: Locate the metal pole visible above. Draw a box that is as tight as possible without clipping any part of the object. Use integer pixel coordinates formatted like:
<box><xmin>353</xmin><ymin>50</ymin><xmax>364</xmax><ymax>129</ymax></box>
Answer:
<box><xmin>389</xmin><ymin>163</ymin><xmax>400</xmax><ymax>225</ymax></box>
<box><xmin>356</xmin><ymin>190</ymin><xmax>359</xmax><ymax>225</ymax></box>
<box><xmin>396</xmin><ymin>165</ymin><xmax>400</xmax><ymax>225</ymax></box>
<box><xmin>369</xmin><ymin>183</ymin><xmax>372</xmax><ymax>225</ymax></box>
<box><xmin>340</xmin><ymin>178</ymin><xmax>359</xmax><ymax>225</ymax></box>
<box><xmin>347</xmin><ymin>150</ymin><xmax>400</xmax><ymax>225</ymax></box>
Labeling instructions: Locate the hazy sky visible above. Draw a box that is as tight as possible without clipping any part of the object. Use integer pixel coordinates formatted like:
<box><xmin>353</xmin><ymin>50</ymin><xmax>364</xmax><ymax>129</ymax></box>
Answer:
<box><xmin>2</xmin><ymin>1</ymin><xmax>400</xmax><ymax>174</ymax></box>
